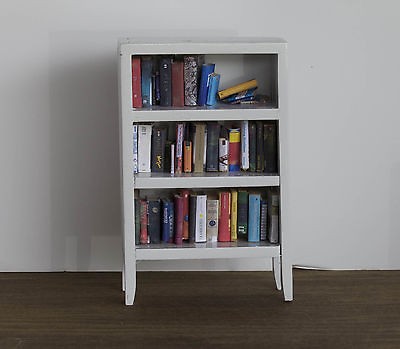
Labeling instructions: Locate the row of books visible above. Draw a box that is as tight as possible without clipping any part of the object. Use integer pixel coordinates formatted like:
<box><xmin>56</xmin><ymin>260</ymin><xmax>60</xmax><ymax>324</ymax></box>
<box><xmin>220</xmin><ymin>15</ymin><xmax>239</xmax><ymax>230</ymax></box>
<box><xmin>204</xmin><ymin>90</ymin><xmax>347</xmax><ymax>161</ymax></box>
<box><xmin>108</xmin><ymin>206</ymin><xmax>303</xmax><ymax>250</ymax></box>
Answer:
<box><xmin>134</xmin><ymin>188</ymin><xmax>279</xmax><ymax>245</ymax></box>
<box><xmin>131</xmin><ymin>55</ymin><xmax>264</xmax><ymax>108</ymax></box>
<box><xmin>134</xmin><ymin>121</ymin><xmax>278</xmax><ymax>174</ymax></box>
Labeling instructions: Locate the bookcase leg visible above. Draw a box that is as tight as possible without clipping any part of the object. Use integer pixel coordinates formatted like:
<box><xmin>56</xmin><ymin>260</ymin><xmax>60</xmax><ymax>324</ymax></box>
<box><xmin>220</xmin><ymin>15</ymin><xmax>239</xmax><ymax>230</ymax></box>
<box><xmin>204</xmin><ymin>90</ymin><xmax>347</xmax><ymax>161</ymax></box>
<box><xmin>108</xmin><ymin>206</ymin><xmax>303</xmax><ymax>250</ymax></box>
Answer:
<box><xmin>125</xmin><ymin>262</ymin><xmax>136</xmax><ymax>305</ymax></box>
<box><xmin>272</xmin><ymin>256</ymin><xmax>282</xmax><ymax>290</ymax></box>
<box><xmin>281</xmin><ymin>257</ymin><xmax>293</xmax><ymax>301</ymax></box>
<box><xmin>122</xmin><ymin>262</ymin><xmax>125</xmax><ymax>291</ymax></box>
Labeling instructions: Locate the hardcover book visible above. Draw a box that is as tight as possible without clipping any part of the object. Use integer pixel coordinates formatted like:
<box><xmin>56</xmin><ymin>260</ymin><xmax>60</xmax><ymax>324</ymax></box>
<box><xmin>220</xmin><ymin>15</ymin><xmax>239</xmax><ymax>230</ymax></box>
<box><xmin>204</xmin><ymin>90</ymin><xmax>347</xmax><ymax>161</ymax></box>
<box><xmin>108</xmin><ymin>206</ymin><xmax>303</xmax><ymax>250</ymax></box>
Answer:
<box><xmin>256</xmin><ymin>121</ymin><xmax>264</xmax><ymax>172</ymax></box>
<box><xmin>184</xmin><ymin>55</ymin><xmax>203</xmax><ymax>106</ymax></box>
<box><xmin>237</xmin><ymin>190</ymin><xmax>249</xmax><ymax>239</ymax></box>
<box><xmin>248</xmin><ymin>193</ymin><xmax>261</xmax><ymax>242</ymax></box>
<box><xmin>133</xmin><ymin>124</ymin><xmax>138</xmax><ymax>174</ymax></box>
<box><xmin>181</xmin><ymin>189</ymin><xmax>190</xmax><ymax>240</ymax></box>
<box><xmin>220</xmin><ymin>87</ymin><xmax>257</xmax><ymax>104</ymax></box>
<box><xmin>249</xmin><ymin>121</ymin><xmax>257</xmax><ymax>172</ymax></box>
<box><xmin>161</xmin><ymin>198</ymin><xmax>174</xmax><ymax>243</ymax></box>
<box><xmin>131</xmin><ymin>56</ymin><xmax>142</xmax><ymax>108</ymax></box>
<box><xmin>206</xmin><ymin>197</ymin><xmax>219</xmax><ymax>242</ymax></box>
<box><xmin>268</xmin><ymin>189</ymin><xmax>280</xmax><ymax>244</ymax></box>
<box><xmin>141</xmin><ymin>56</ymin><xmax>153</xmax><ymax>107</ymax></box>
<box><xmin>139</xmin><ymin>199</ymin><xmax>149</xmax><ymax>244</ymax></box>
<box><xmin>218</xmin><ymin>191</ymin><xmax>231</xmax><ymax>242</ymax></box>
<box><xmin>206</xmin><ymin>122</ymin><xmax>221</xmax><ymax>172</ymax></box>
<box><xmin>218</xmin><ymin>138</ymin><xmax>229</xmax><ymax>172</ymax></box>
<box><xmin>230</xmin><ymin>189</ymin><xmax>238</xmax><ymax>241</ymax></box>
<box><xmin>197</xmin><ymin>63</ymin><xmax>215</xmax><ymax>106</ymax></box>
<box><xmin>189</xmin><ymin>194</ymin><xmax>207</xmax><ymax>242</ymax></box>
<box><xmin>218</xmin><ymin>79</ymin><xmax>258</xmax><ymax>100</ymax></box>
<box><xmin>264</xmin><ymin>122</ymin><xmax>278</xmax><ymax>174</ymax></box>
<box><xmin>151</xmin><ymin>126</ymin><xmax>167</xmax><ymax>172</ymax></box>
<box><xmin>260</xmin><ymin>199</ymin><xmax>268</xmax><ymax>241</ymax></box>
<box><xmin>175</xmin><ymin>123</ymin><xmax>184</xmax><ymax>174</ymax></box>
<box><xmin>241</xmin><ymin>120</ymin><xmax>249</xmax><ymax>171</ymax></box>
<box><xmin>206</xmin><ymin>73</ymin><xmax>220</xmax><ymax>106</ymax></box>
<box><xmin>159</xmin><ymin>57</ymin><xmax>172</xmax><ymax>106</ymax></box>
<box><xmin>174</xmin><ymin>194</ymin><xmax>184</xmax><ymax>245</ymax></box>
<box><xmin>193</xmin><ymin>123</ymin><xmax>206</xmax><ymax>173</ymax></box>
<box><xmin>134</xmin><ymin>198</ymin><xmax>140</xmax><ymax>245</ymax></box>
<box><xmin>228</xmin><ymin>128</ymin><xmax>241</xmax><ymax>172</ymax></box>
<box><xmin>171</xmin><ymin>60</ymin><xmax>184</xmax><ymax>107</ymax></box>
<box><xmin>138</xmin><ymin>124</ymin><xmax>152</xmax><ymax>173</ymax></box>
<box><xmin>148</xmin><ymin>199</ymin><xmax>161</xmax><ymax>244</ymax></box>
<box><xmin>183</xmin><ymin>125</ymin><xmax>192</xmax><ymax>173</ymax></box>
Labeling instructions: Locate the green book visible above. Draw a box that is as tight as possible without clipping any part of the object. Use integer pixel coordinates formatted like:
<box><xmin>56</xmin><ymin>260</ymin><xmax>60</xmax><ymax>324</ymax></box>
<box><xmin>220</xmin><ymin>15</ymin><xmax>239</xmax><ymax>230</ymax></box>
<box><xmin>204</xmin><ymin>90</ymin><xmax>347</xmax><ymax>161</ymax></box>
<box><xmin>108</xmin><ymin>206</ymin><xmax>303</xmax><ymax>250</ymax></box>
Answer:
<box><xmin>237</xmin><ymin>190</ymin><xmax>249</xmax><ymax>239</ymax></box>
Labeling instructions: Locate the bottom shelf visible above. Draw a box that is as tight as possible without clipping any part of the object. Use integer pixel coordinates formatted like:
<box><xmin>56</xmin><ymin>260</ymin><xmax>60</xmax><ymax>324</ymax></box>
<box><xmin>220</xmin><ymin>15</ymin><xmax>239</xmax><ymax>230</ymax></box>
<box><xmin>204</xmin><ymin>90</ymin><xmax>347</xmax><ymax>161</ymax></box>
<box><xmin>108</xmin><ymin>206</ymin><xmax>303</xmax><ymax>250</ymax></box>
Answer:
<box><xmin>135</xmin><ymin>241</ymin><xmax>280</xmax><ymax>260</ymax></box>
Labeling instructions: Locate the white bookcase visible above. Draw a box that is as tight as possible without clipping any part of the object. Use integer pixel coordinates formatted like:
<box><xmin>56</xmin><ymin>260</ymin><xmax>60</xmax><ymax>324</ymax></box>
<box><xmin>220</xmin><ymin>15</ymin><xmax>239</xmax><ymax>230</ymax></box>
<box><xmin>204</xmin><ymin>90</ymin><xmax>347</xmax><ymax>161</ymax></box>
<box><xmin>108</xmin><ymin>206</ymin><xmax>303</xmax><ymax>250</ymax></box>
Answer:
<box><xmin>118</xmin><ymin>38</ymin><xmax>293</xmax><ymax>305</ymax></box>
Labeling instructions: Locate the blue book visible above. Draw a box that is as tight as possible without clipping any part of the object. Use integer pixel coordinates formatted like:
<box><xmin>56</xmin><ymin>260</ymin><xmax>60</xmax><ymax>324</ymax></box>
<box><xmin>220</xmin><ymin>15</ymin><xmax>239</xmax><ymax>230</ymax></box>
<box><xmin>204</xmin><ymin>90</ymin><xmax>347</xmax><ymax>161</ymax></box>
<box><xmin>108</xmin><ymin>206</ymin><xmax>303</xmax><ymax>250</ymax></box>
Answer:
<box><xmin>248</xmin><ymin>193</ymin><xmax>261</xmax><ymax>242</ymax></box>
<box><xmin>197</xmin><ymin>63</ymin><xmax>215</xmax><ymax>106</ymax></box>
<box><xmin>161</xmin><ymin>199</ymin><xmax>174</xmax><ymax>243</ymax></box>
<box><xmin>221</xmin><ymin>87</ymin><xmax>257</xmax><ymax>104</ymax></box>
<box><xmin>141</xmin><ymin>57</ymin><xmax>153</xmax><ymax>107</ymax></box>
<box><xmin>206</xmin><ymin>73</ymin><xmax>220</xmax><ymax>106</ymax></box>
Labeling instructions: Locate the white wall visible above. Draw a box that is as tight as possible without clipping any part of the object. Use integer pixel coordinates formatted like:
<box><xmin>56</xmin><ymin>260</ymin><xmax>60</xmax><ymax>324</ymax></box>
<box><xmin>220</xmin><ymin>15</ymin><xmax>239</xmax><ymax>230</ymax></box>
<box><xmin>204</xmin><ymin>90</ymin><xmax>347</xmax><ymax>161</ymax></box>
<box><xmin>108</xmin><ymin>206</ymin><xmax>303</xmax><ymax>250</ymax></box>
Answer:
<box><xmin>0</xmin><ymin>0</ymin><xmax>399</xmax><ymax>271</ymax></box>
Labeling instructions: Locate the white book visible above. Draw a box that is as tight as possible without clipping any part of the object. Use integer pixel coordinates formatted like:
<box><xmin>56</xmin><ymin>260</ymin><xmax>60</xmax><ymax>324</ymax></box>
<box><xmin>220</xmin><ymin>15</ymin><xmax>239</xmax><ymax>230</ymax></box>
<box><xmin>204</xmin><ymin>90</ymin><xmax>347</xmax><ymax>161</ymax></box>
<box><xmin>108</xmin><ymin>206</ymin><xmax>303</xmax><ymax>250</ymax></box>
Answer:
<box><xmin>170</xmin><ymin>143</ymin><xmax>175</xmax><ymax>175</ymax></box>
<box><xmin>138</xmin><ymin>124</ymin><xmax>152</xmax><ymax>173</ymax></box>
<box><xmin>218</xmin><ymin>138</ymin><xmax>229</xmax><ymax>172</ymax></box>
<box><xmin>195</xmin><ymin>195</ymin><xmax>207</xmax><ymax>242</ymax></box>
<box><xmin>206</xmin><ymin>198</ymin><xmax>219</xmax><ymax>242</ymax></box>
<box><xmin>241</xmin><ymin>120</ymin><xmax>249</xmax><ymax>170</ymax></box>
<box><xmin>133</xmin><ymin>124</ymin><xmax>138</xmax><ymax>174</ymax></box>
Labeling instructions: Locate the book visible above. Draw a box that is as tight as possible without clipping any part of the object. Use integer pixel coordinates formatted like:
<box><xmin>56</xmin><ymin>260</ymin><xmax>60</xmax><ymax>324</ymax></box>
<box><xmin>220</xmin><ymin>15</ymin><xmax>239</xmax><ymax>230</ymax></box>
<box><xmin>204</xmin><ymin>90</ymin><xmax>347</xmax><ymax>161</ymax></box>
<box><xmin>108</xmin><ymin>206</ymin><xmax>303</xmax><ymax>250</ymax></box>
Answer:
<box><xmin>218</xmin><ymin>79</ymin><xmax>258</xmax><ymax>100</ymax></box>
<box><xmin>134</xmin><ymin>198</ymin><xmax>140</xmax><ymax>245</ymax></box>
<box><xmin>184</xmin><ymin>55</ymin><xmax>202</xmax><ymax>106</ymax></box>
<box><xmin>133</xmin><ymin>124</ymin><xmax>138</xmax><ymax>174</ymax></box>
<box><xmin>138</xmin><ymin>124</ymin><xmax>152</xmax><ymax>173</ymax></box>
<box><xmin>159</xmin><ymin>57</ymin><xmax>172</xmax><ymax>106</ymax></box>
<box><xmin>189</xmin><ymin>194</ymin><xmax>207</xmax><ymax>242</ymax></box>
<box><xmin>183</xmin><ymin>125</ymin><xmax>192</xmax><ymax>173</ymax></box>
<box><xmin>175</xmin><ymin>123</ymin><xmax>184</xmax><ymax>174</ymax></box>
<box><xmin>170</xmin><ymin>143</ymin><xmax>175</xmax><ymax>175</ymax></box>
<box><xmin>151</xmin><ymin>126</ymin><xmax>167</xmax><ymax>172</ymax></box>
<box><xmin>141</xmin><ymin>56</ymin><xmax>153</xmax><ymax>107</ymax></box>
<box><xmin>181</xmin><ymin>189</ymin><xmax>190</xmax><ymax>240</ymax></box>
<box><xmin>161</xmin><ymin>198</ymin><xmax>174</xmax><ymax>243</ymax></box>
<box><xmin>131</xmin><ymin>56</ymin><xmax>142</xmax><ymax>108</ymax></box>
<box><xmin>206</xmin><ymin>73</ymin><xmax>220</xmax><ymax>106</ymax></box>
<box><xmin>220</xmin><ymin>87</ymin><xmax>257</xmax><ymax>104</ymax></box>
<box><xmin>174</xmin><ymin>194</ymin><xmax>184</xmax><ymax>245</ymax></box>
<box><xmin>230</xmin><ymin>189</ymin><xmax>238</xmax><ymax>241</ymax></box>
<box><xmin>193</xmin><ymin>123</ymin><xmax>206</xmax><ymax>173</ymax></box>
<box><xmin>206</xmin><ymin>122</ymin><xmax>221</xmax><ymax>172</ymax></box>
<box><xmin>268</xmin><ymin>189</ymin><xmax>280</xmax><ymax>244</ymax></box>
<box><xmin>148</xmin><ymin>199</ymin><xmax>161</xmax><ymax>244</ymax></box>
<box><xmin>139</xmin><ymin>199</ymin><xmax>149</xmax><ymax>244</ymax></box>
<box><xmin>264</xmin><ymin>122</ymin><xmax>278</xmax><ymax>174</ymax></box>
<box><xmin>218</xmin><ymin>138</ymin><xmax>229</xmax><ymax>172</ymax></box>
<box><xmin>248</xmin><ymin>193</ymin><xmax>261</xmax><ymax>242</ymax></box>
<box><xmin>260</xmin><ymin>199</ymin><xmax>268</xmax><ymax>241</ymax></box>
<box><xmin>256</xmin><ymin>121</ymin><xmax>264</xmax><ymax>172</ymax></box>
<box><xmin>249</xmin><ymin>121</ymin><xmax>257</xmax><ymax>172</ymax></box>
<box><xmin>197</xmin><ymin>63</ymin><xmax>215</xmax><ymax>106</ymax></box>
<box><xmin>218</xmin><ymin>191</ymin><xmax>231</xmax><ymax>242</ymax></box>
<box><xmin>240</xmin><ymin>120</ymin><xmax>249</xmax><ymax>171</ymax></box>
<box><xmin>171</xmin><ymin>60</ymin><xmax>184</xmax><ymax>107</ymax></box>
<box><xmin>228</xmin><ymin>128</ymin><xmax>240</xmax><ymax>172</ymax></box>
<box><xmin>237</xmin><ymin>190</ymin><xmax>249</xmax><ymax>239</ymax></box>
<box><xmin>206</xmin><ymin>197</ymin><xmax>219</xmax><ymax>242</ymax></box>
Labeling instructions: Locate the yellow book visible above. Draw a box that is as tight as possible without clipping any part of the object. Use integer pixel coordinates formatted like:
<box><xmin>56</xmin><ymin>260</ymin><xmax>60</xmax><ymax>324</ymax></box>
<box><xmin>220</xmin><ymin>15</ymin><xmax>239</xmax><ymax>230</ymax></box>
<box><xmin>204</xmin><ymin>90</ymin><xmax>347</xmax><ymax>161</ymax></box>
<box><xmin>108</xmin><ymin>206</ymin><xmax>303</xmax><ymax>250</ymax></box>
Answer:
<box><xmin>218</xmin><ymin>79</ymin><xmax>258</xmax><ymax>100</ymax></box>
<box><xmin>230</xmin><ymin>189</ymin><xmax>238</xmax><ymax>241</ymax></box>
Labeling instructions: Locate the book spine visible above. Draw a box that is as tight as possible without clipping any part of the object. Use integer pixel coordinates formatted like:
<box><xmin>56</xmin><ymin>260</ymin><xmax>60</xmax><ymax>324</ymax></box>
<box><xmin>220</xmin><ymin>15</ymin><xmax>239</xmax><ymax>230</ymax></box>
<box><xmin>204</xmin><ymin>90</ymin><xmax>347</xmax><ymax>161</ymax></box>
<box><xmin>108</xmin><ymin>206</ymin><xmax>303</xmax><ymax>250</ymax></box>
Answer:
<box><xmin>220</xmin><ymin>87</ymin><xmax>257</xmax><ymax>104</ymax></box>
<box><xmin>139</xmin><ymin>199</ymin><xmax>149</xmax><ymax>244</ymax></box>
<box><xmin>237</xmin><ymin>190</ymin><xmax>248</xmax><ymax>239</ymax></box>
<box><xmin>218</xmin><ymin>191</ymin><xmax>231</xmax><ymax>242</ymax></box>
<box><xmin>218</xmin><ymin>138</ymin><xmax>229</xmax><ymax>172</ymax></box>
<box><xmin>181</xmin><ymin>189</ymin><xmax>190</xmax><ymax>240</ymax></box>
<box><xmin>195</xmin><ymin>195</ymin><xmax>207</xmax><ymax>242</ymax></box>
<box><xmin>175</xmin><ymin>123</ymin><xmax>184</xmax><ymax>174</ymax></box>
<box><xmin>197</xmin><ymin>63</ymin><xmax>215</xmax><ymax>106</ymax></box>
<box><xmin>159</xmin><ymin>57</ymin><xmax>172</xmax><ymax>106</ymax></box>
<box><xmin>138</xmin><ymin>124</ymin><xmax>152</xmax><ymax>173</ymax></box>
<box><xmin>193</xmin><ymin>123</ymin><xmax>206</xmax><ymax>173</ymax></box>
<box><xmin>134</xmin><ymin>198</ymin><xmax>140</xmax><ymax>245</ymax></box>
<box><xmin>162</xmin><ymin>199</ymin><xmax>174</xmax><ymax>243</ymax></box>
<box><xmin>260</xmin><ymin>199</ymin><xmax>268</xmax><ymax>241</ymax></box>
<box><xmin>218</xmin><ymin>79</ymin><xmax>258</xmax><ymax>100</ymax></box>
<box><xmin>206</xmin><ymin>122</ymin><xmax>220</xmax><ymax>172</ymax></box>
<box><xmin>151</xmin><ymin>127</ymin><xmax>166</xmax><ymax>172</ymax></box>
<box><xmin>183</xmin><ymin>140</ymin><xmax>192</xmax><ymax>173</ymax></box>
<box><xmin>241</xmin><ymin>120</ymin><xmax>249</xmax><ymax>171</ymax></box>
<box><xmin>264</xmin><ymin>122</ymin><xmax>278</xmax><ymax>174</ymax></box>
<box><xmin>256</xmin><ymin>121</ymin><xmax>264</xmax><ymax>172</ymax></box>
<box><xmin>184</xmin><ymin>56</ymin><xmax>200</xmax><ymax>106</ymax></box>
<box><xmin>230</xmin><ymin>189</ymin><xmax>238</xmax><ymax>241</ymax></box>
<box><xmin>133</xmin><ymin>124</ymin><xmax>138</xmax><ymax>174</ymax></box>
<box><xmin>248</xmin><ymin>194</ymin><xmax>261</xmax><ymax>242</ymax></box>
<box><xmin>206</xmin><ymin>199</ymin><xmax>219</xmax><ymax>242</ymax></box>
<box><xmin>170</xmin><ymin>143</ymin><xmax>175</xmax><ymax>175</ymax></box>
<box><xmin>171</xmin><ymin>60</ymin><xmax>184</xmax><ymax>107</ymax></box>
<box><xmin>132</xmin><ymin>56</ymin><xmax>142</xmax><ymax>108</ymax></box>
<box><xmin>206</xmin><ymin>73</ymin><xmax>220</xmax><ymax>106</ymax></box>
<box><xmin>268</xmin><ymin>191</ymin><xmax>280</xmax><ymax>244</ymax></box>
<box><xmin>148</xmin><ymin>199</ymin><xmax>161</xmax><ymax>244</ymax></box>
<box><xmin>228</xmin><ymin>128</ymin><xmax>241</xmax><ymax>172</ymax></box>
<box><xmin>189</xmin><ymin>195</ymin><xmax>197</xmax><ymax>243</ymax></box>
<box><xmin>141</xmin><ymin>57</ymin><xmax>153</xmax><ymax>107</ymax></box>
<box><xmin>174</xmin><ymin>195</ymin><xmax>184</xmax><ymax>245</ymax></box>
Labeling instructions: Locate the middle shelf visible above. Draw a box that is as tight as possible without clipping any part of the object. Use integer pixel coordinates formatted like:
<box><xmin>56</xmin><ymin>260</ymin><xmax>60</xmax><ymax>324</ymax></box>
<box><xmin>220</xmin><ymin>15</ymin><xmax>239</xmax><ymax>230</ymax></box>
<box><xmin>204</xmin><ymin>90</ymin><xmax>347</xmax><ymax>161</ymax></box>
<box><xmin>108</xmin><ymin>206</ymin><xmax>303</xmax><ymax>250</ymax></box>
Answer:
<box><xmin>134</xmin><ymin>172</ymin><xmax>280</xmax><ymax>189</ymax></box>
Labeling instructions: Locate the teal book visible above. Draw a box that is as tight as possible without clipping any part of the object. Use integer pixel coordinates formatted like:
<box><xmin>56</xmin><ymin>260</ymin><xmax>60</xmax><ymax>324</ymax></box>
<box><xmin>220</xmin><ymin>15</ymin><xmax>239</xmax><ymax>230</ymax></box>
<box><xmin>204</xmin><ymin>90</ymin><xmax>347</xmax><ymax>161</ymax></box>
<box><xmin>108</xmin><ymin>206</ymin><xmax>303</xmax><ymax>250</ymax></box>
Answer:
<box><xmin>248</xmin><ymin>193</ymin><xmax>261</xmax><ymax>242</ymax></box>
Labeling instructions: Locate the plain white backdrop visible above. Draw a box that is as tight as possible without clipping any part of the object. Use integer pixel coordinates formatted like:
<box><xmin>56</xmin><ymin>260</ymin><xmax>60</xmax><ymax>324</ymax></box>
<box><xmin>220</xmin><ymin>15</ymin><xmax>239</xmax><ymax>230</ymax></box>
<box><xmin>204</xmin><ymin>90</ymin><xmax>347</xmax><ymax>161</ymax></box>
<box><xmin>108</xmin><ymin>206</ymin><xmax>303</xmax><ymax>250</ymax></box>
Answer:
<box><xmin>0</xmin><ymin>0</ymin><xmax>399</xmax><ymax>271</ymax></box>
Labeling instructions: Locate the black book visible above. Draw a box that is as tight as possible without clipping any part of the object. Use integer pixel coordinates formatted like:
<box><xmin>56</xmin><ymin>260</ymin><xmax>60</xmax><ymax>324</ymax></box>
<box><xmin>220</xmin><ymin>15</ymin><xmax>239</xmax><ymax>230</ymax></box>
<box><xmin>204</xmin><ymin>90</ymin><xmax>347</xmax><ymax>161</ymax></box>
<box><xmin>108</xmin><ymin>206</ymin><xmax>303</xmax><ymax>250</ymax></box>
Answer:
<box><xmin>151</xmin><ymin>126</ymin><xmax>167</xmax><ymax>172</ymax></box>
<box><xmin>263</xmin><ymin>122</ymin><xmax>278</xmax><ymax>174</ymax></box>
<box><xmin>189</xmin><ymin>194</ymin><xmax>197</xmax><ymax>243</ymax></box>
<box><xmin>147</xmin><ymin>199</ymin><xmax>161</xmax><ymax>244</ymax></box>
<box><xmin>206</xmin><ymin>122</ymin><xmax>221</xmax><ymax>172</ymax></box>
<box><xmin>159</xmin><ymin>57</ymin><xmax>172</xmax><ymax>106</ymax></box>
<box><xmin>237</xmin><ymin>190</ymin><xmax>248</xmax><ymax>240</ymax></box>
<box><xmin>256</xmin><ymin>121</ymin><xmax>264</xmax><ymax>172</ymax></box>
<box><xmin>249</xmin><ymin>121</ymin><xmax>257</xmax><ymax>172</ymax></box>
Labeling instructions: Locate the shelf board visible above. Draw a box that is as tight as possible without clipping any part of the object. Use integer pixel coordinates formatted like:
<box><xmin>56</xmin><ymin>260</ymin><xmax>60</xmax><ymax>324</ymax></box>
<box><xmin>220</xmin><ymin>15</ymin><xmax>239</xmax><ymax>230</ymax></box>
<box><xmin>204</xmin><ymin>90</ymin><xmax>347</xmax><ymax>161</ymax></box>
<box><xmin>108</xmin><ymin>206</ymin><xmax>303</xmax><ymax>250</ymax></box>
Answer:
<box><xmin>135</xmin><ymin>241</ymin><xmax>280</xmax><ymax>260</ymax></box>
<box><xmin>134</xmin><ymin>172</ymin><xmax>279</xmax><ymax>189</ymax></box>
<box><xmin>126</xmin><ymin>104</ymin><xmax>279</xmax><ymax>123</ymax></box>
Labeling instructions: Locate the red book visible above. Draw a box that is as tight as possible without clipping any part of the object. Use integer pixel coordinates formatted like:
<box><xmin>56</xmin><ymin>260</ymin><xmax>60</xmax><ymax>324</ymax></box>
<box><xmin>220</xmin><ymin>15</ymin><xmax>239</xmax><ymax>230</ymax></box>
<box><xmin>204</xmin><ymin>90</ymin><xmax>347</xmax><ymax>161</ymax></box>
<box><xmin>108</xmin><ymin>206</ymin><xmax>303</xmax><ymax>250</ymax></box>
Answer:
<box><xmin>132</xmin><ymin>56</ymin><xmax>142</xmax><ymax>108</ymax></box>
<box><xmin>218</xmin><ymin>191</ymin><xmax>231</xmax><ymax>242</ymax></box>
<box><xmin>139</xmin><ymin>199</ymin><xmax>149</xmax><ymax>244</ymax></box>
<box><xmin>181</xmin><ymin>190</ymin><xmax>190</xmax><ymax>240</ymax></box>
<box><xmin>174</xmin><ymin>195</ymin><xmax>184</xmax><ymax>245</ymax></box>
<box><xmin>172</xmin><ymin>61</ymin><xmax>184</xmax><ymax>107</ymax></box>
<box><xmin>228</xmin><ymin>128</ymin><xmax>240</xmax><ymax>171</ymax></box>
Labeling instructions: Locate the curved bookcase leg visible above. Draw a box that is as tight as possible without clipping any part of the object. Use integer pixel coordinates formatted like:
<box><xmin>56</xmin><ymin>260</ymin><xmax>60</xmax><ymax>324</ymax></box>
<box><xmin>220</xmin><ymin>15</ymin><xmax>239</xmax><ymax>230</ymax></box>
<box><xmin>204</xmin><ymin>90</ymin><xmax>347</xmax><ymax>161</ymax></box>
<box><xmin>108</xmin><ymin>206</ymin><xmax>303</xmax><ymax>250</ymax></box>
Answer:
<box><xmin>272</xmin><ymin>256</ymin><xmax>282</xmax><ymax>290</ymax></box>
<box><xmin>281</xmin><ymin>257</ymin><xmax>293</xmax><ymax>301</ymax></box>
<box><xmin>125</xmin><ymin>260</ymin><xmax>136</xmax><ymax>305</ymax></box>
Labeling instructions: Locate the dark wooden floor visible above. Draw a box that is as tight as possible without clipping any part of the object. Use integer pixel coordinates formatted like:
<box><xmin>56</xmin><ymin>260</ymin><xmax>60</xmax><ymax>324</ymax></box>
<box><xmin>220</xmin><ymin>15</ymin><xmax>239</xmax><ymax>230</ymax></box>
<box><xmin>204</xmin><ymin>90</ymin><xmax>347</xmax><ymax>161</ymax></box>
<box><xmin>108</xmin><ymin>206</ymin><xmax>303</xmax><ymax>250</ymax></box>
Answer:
<box><xmin>0</xmin><ymin>270</ymin><xmax>399</xmax><ymax>348</ymax></box>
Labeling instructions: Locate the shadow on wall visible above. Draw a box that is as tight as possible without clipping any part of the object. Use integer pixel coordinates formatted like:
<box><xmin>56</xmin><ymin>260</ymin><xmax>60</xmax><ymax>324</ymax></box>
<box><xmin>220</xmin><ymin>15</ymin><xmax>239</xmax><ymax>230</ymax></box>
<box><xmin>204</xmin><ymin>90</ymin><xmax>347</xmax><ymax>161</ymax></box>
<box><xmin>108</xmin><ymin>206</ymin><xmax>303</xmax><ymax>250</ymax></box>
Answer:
<box><xmin>48</xmin><ymin>32</ymin><xmax>122</xmax><ymax>271</ymax></box>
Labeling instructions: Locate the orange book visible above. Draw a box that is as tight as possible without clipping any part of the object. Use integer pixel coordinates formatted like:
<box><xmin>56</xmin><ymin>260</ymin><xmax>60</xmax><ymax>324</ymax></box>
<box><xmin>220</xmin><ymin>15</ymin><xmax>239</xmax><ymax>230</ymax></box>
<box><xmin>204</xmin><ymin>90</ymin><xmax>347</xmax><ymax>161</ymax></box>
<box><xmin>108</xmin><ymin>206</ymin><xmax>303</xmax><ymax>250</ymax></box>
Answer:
<box><xmin>183</xmin><ymin>141</ymin><xmax>192</xmax><ymax>173</ymax></box>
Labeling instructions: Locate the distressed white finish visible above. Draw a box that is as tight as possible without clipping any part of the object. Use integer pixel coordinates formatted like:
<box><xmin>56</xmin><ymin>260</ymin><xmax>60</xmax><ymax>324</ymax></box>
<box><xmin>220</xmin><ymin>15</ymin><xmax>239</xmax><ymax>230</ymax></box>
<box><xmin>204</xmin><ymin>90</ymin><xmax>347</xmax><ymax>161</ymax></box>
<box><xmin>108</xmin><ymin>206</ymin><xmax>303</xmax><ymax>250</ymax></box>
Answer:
<box><xmin>119</xmin><ymin>38</ymin><xmax>292</xmax><ymax>305</ymax></box>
